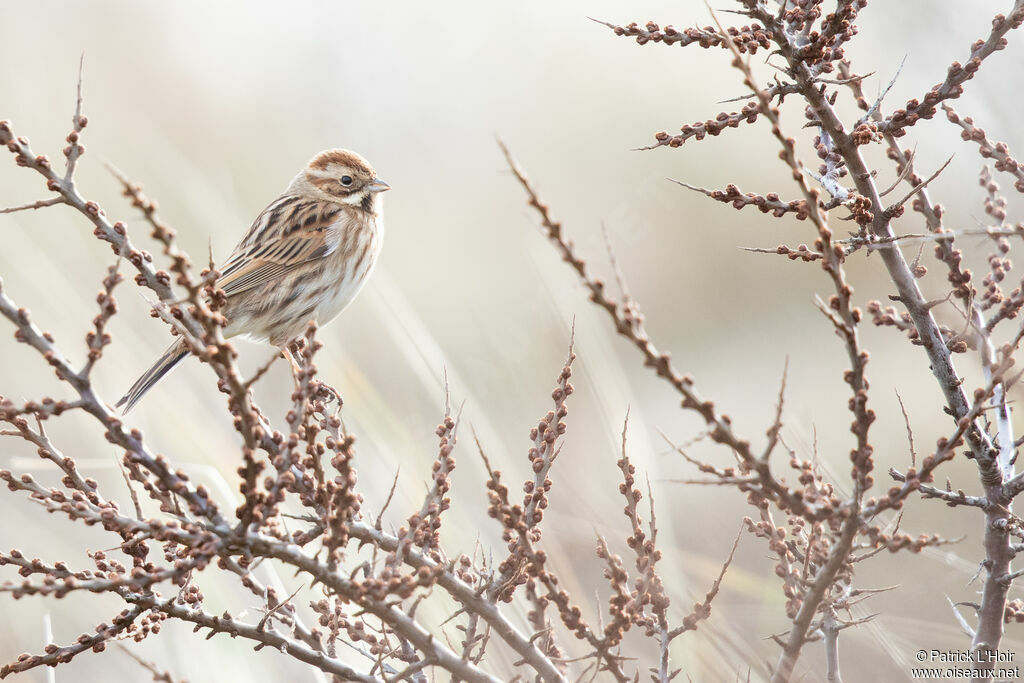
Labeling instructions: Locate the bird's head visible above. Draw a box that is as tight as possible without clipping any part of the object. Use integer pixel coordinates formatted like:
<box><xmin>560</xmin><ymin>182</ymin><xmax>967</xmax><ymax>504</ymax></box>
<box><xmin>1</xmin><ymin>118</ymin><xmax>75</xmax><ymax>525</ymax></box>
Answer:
<box><xmin>297</xmin><ymin>149</ymin><xmax>390</xmax><ymax>211</ymax></box>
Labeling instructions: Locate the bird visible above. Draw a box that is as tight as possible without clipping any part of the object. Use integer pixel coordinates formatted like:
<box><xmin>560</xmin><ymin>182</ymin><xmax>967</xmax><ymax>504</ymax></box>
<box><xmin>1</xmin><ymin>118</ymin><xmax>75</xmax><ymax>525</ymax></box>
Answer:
<box><xmin>116</xmin><ymin>148</ymin><xmax>389</xmax><ymax>412</ymax></box>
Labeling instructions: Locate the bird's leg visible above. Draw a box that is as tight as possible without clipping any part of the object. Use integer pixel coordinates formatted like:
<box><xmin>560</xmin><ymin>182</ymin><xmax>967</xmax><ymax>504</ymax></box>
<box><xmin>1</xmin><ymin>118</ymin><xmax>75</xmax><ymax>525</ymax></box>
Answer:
<box><xmin>321</xmin><ymin>383</ymin><xmax>344</xmax><ymax>409</ymax></box>
<box><xmin>282</xmin><ymin>338</ymin><xmax>342</xmax><ymax>407</ymax></box>
<box><xmin>282</xmin><ymin>344</ymin><xmax>303</xmax><ymax>388</ymax></box>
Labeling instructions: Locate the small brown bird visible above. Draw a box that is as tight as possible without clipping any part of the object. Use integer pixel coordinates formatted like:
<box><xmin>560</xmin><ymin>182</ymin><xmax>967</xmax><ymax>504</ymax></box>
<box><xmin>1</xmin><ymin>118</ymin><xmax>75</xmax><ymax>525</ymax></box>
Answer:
<box><xmin>117</xmin><ymin>149</ymin><xmax>389</xmax><ymax>412</ymax></box>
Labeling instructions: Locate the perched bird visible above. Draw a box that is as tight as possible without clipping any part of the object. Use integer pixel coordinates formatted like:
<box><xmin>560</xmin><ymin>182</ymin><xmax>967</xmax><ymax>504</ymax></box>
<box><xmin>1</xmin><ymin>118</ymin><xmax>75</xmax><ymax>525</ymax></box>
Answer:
<box><xmin>116</xmin><ymin>149</ymin><xmax>389</xmax><ymax>412</ymax></box>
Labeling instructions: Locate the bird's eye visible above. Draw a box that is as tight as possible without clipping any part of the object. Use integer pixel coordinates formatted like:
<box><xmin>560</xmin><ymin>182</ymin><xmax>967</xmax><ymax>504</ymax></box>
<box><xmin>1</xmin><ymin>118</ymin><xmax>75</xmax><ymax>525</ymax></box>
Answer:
<box><xmin>340</xmin><ymin>175</ymin><xmax>353</xmax><ymax>186</ymax></box>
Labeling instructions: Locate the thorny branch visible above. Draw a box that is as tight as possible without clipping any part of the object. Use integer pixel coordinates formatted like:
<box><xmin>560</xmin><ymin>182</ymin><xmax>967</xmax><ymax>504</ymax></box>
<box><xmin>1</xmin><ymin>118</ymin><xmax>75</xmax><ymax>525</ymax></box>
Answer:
<box><xmin>573</xmin><ymin>1</ymin><xmax>1024</xmax><ymax>681</ymax></box>
<box><xmin>0</xmin><ymin>62</ymin><xmax>718</xmax><ymax>683</ymax></box>
<box><xmin>8</xmin><ymin>1</ymin><xmax>1024</xmax><ymax>681</ymax></box>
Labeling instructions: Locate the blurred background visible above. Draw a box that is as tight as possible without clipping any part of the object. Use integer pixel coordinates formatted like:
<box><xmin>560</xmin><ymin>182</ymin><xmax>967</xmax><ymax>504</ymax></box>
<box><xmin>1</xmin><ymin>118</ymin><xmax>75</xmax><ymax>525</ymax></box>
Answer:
<box><xmin>2</xmin><ymin>1</ymin><xmax>1024</xmax><ymax>680</ymax></box>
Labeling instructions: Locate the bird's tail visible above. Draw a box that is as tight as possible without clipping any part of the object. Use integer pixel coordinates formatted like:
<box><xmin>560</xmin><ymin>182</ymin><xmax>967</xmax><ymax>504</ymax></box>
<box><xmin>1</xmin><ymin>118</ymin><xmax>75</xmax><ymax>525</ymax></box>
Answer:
<box><xmin>116</xmin><ymin>340</ymin><xmax>189</xmax><ymax>413</ymax></box>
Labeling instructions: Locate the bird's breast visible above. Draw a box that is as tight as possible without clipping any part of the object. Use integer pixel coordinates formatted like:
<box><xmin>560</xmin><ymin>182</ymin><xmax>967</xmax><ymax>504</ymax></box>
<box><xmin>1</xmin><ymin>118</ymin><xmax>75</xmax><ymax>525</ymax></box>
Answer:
<box><xmin>314</xmin><ymin>213</ymin><xmax>383</xmax><ymax>324</ymax></box>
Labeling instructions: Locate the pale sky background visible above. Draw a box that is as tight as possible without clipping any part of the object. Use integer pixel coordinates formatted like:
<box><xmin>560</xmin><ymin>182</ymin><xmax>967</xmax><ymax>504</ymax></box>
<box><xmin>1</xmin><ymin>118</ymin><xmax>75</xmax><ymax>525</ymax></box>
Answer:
<box><xmin>2</xmin><ymin>2</ymin><xmax>1024</xmax><ymax>681</ymax></box>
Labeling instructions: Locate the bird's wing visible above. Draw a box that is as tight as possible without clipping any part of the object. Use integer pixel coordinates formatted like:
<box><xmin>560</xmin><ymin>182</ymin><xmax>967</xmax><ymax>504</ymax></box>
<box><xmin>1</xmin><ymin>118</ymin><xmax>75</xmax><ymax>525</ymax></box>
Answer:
<box><xmin>216</xmin><ymin>200</ymin><xmax>347</xmax><ymax>298</ymax></box>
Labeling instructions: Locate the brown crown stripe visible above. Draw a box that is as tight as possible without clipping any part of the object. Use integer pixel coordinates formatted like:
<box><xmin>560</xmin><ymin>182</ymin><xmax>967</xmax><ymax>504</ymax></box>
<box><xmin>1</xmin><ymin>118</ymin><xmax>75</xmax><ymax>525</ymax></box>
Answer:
<box><xmin>308</xmin><ymin>149</ymin><xmax>374</xmax><ymax>175</ymax></box>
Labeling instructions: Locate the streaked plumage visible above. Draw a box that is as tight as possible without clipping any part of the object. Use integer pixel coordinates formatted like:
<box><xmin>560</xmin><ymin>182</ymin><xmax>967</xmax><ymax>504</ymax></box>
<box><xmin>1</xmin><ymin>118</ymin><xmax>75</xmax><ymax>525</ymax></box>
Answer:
<box><xmin>116</xmin><ymin>149</ymin><xmax>388</xmax><ymax>412</ymax></box>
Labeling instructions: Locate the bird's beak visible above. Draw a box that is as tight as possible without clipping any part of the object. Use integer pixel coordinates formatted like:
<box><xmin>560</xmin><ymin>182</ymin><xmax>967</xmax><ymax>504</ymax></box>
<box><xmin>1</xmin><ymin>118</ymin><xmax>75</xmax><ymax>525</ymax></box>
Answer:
<box><xmin>368</xmin><ymin>179</ymin><xmax>391</xmax><ymax>193</ymax></box>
